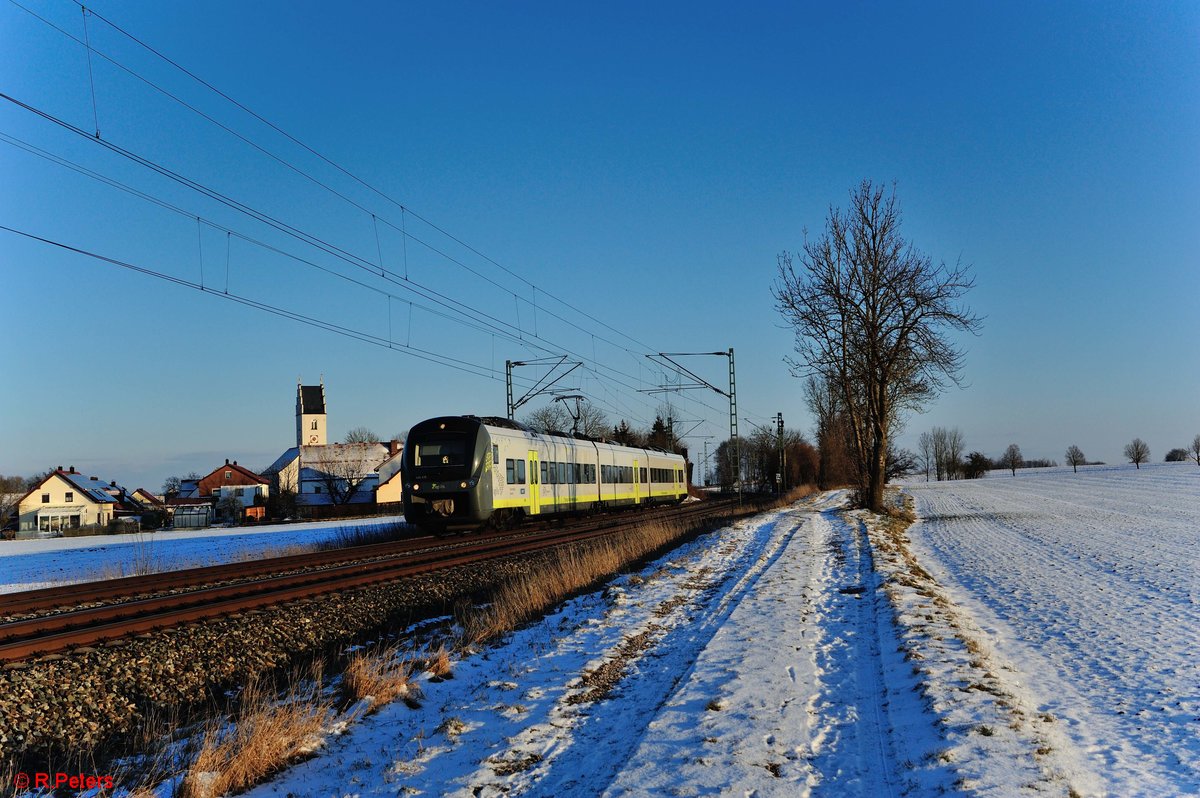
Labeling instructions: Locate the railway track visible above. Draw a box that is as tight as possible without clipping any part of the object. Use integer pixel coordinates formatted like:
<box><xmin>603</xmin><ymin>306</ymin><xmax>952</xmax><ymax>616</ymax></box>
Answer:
<box><xmin>0</xmin><ymin>499</ymin><xmax>739</xmax><ymax>664</ymax></box>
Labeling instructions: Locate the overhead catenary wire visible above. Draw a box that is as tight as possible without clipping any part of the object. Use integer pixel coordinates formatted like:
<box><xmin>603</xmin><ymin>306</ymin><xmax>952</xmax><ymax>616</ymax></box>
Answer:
<box><xmin>0</xmin><ymin>222</ymin><xmax>660</xmax><ymax>427</ymax></box>
<box><xmin>0</xmin><ymin>131</ymin><xmax>551</xmax><ymax>348</ymax></box>
<box><xmin>9</xmin><ymin>0</ymin><xmax>658</xmax><ymax>363</ymax></box>
<box><xmin>61</xmin><ymin>0</ymin><xmax>662</xmax><ymax>356</ymax></box>
<box><xmin>0</xmin><ymin>102</ymin><xmax>686</xmax><ymax>428</ymax></box>
<box><xmin>3</xmin><ymin>3</ymin><xmax>758</xmax><ymax>435</ymax></box>
<box><xmin>2</xmin><ymin>120</ymin><xmax>688</xmax><ymax>427</ymax></box>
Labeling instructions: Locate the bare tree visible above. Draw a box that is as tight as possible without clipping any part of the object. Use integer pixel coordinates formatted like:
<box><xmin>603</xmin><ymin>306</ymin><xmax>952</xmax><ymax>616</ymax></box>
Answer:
<box><xmin>523</xmin><ymin>404</ymin><xmax>571</xmax><ymax>434</ymax></box>
<box><xmin>544</xmin><ymin>397</ymin><xmax>609</xmax><ymax>438</ymax></box>
<box><xmin>344</xmin><ymin>427</ymin><xmax>381</xmax><ymax>444</ymax></box>
<box><xmin>928</xmin><ymin>426</ymin><xmax>965</xmax><ymax>481</ymax></box>
<box><xmin>576</xmin><ymin>404</ymin><xmax>610</xmax><ymax>438</ymax></box>
<box><xmin>1191</xmin><ymin>434</ymin><xmax>1200</xmax><ymax>467</ymax></box>
<box><xmin>944</xmin><ymin>428</ymin><xmax>965</xmax><ymax>480</ymax></box>
<box><xmin>310</xmin><ymin>447</ymin><xmax>375</xmax><ymax>504</ymax></box>
<box><xmin>917</xmin><ymin>431</ymin><xmax>933</xmax><ymax>482</ymax></box>
<box><xmin>216</xmin><ymin>493</ymin><xmax>244</xmax><ymax>524</ymax></box>
<box><xmin>161</xmin><ymin>475</ymin><xmax>182</xmax><ymax>499</ymax></box>
<box><xmin>774</xmin><ymin>181</ymin><xmax>981</xmax><ymax>511</ymax></box>
<box><xmin>887</xmin><ymin>446</ymin><xmax>918</xmax><ymax>481</ymax></box>
<box><xmin>999</xmin><ymin>443</ymin><xmax>1023</xmax><ymax>476</ymax></box>
<box><xmin>805</xmin><ymin>375</ymin><xmax>857</xmax><ymax>488</ymax></box>
<box><xmin>1124</xmin><ymin>438</ymin><xmax>1150</xmax><ymax>469</ymax></box>
<box><xmin>1065</xmin><ymin>445</ymin><xmax>1086</xmax><ymax>473</ymax></box>
<box><xmin>0</xmin><ymin>474</ymin><xmax>25</xmax><ymax>530</ymax></box>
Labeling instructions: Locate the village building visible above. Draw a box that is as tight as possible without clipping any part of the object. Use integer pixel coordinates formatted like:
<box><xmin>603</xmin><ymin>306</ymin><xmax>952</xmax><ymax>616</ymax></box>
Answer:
<box><xmin>264</xmin><ymin>381</ymin><xmax>402</xmax><ymax>507</ymax></box>
<box><xmin>194</xmin><ymin>459</ymin><xmax>270</xmax><ymax>522</ymax></box>
<box><xmin>15</xmin><ymin>467</ymin><xmax>142</xmax><ymax>537</ymax></box>
<box><xmin>374</xmin><ymin>443</ymin><xmax>406</xmax><ymax>504</ymax></box>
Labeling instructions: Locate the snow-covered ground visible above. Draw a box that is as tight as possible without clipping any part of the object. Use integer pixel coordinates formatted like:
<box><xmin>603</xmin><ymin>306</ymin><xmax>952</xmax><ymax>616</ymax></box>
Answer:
<box><xmin>0</xmin><ymin>516</ymin><xmax>405</xmax><ymax>594</ymax></box>
<box><xmin>903</xmin><ymin>463</ymin><xmax>1200</xmax><ymax>796</ymax></box>
<box><xmin>241</xmin><ymin>493</ymin><xmax>960</xmax><ymax>797</ymax></box>
<box><xmin>11</xmin><ymin>465</ymin><xmax>1196</xmax><ymax>795</ymax></box>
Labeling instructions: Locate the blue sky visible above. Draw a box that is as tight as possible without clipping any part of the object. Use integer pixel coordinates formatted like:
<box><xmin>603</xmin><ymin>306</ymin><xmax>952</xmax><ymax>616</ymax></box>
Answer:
<box><xmin>2</xmin><ymin>0</ymin><xmax>1197</xmax><ymax>491</ymax></box>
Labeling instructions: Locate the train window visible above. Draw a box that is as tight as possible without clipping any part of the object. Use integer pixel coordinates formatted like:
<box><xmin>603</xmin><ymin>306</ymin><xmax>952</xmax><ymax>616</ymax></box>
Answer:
<box><xmin>414</xmin><ymin>437</ymin><xmax>467</xmax><ymax>466</ymax></box>
<box><xmin>640</xmin><ymin>468</ymin><xmax>647</xmax><ymax>483</ymax></box>
<box><xmin>558</xmin><ymin>463</ymin><xmax>567</xmax><ymax>484</ymax></box>
<box><xmin>493</xmin><ymin>445</ymin><xmax>499</xmax><ymax>469</ymax></box>
<box><xmin>517</xmin><ymin>460</ymin><xmax>526</xmax><ymax>484</ymax></box>
<box><xmin>506</xmin><ymin>459</ymin><xmax>516</xmax><ymax>484</ymax></box>
<box><xmin>541</xmin><ymin>462</ymin><xmax>549</xmax><ymax>484</ymax></box>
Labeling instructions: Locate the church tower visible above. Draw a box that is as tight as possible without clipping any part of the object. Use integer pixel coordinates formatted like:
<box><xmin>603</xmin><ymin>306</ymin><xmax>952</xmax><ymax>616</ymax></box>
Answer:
<box><xmin>296</xmin><ymin>378</ymin><xmax>327</xmax><ymax>447</ymax></box>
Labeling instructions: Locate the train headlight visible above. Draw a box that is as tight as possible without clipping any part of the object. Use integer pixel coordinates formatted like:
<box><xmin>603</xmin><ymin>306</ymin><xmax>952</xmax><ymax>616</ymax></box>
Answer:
<box><xmin>460</xmin><ymin>481</ymin><xmax>468</xmax><ymax>489</ymax></box>
<box><xmin>411</xmin><ymin>483</ymin><xmax>420</xmax><ymax>492</ymax></box>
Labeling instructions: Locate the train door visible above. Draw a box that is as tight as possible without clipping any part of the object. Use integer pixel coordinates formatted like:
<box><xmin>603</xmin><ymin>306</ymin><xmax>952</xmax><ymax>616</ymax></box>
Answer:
<box><xmin>528</xmin><ymin>450</ymin><xmax>540</xmax><ymax>515</ymax></box>
<box><xmin>633</xmin><ymin>458</ymin><xmax>641</xmax><ymax>504</ymax></box>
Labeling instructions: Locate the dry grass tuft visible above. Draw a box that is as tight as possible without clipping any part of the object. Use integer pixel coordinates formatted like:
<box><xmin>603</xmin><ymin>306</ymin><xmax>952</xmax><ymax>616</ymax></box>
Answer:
<box><xmin>423</xmin><ymin>644</ymin><xmax>454</xmax><ymax>681</ymax></box>
<box><xmin>176</xmin><ymin>679</ymin><xmax>332</xmax><ymax>798</ymax></box>
<box><xmin>460</xmin><ymin>515</ymin><xmax>720</xmax><ymax>645</ymax></box>
<box><xmin>342</xmin><ymin>645</ymin><xmax>421</xmax><ymax>710</ymax></box>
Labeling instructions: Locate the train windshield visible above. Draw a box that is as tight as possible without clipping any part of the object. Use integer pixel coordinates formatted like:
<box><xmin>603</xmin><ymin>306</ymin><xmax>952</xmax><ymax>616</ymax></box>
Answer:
<box><xmin>413</xmin><ymin>436</ymin><xmax>469</xmax><ymax>469</ymax></box>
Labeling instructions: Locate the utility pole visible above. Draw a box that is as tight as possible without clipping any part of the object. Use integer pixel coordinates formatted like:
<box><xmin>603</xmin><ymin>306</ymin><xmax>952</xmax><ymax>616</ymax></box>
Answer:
<box><xmin>641</xmin><ymin>348</ymin><xmax>737</xmax><ymax>502</ymax></box>
<box><xmin>505</xmin><ymin>356</ymin><xmax>580</xmax><ymax>420</ymax></box>
<box><xmin>506</xmin><ymin>360</ymin><xmax>514</xmax><ymax>420</ymax></box>
<box><xmin>776</xmin><ymin>412</ymin><xmax>785</xmax><ymax>494</ymax></box>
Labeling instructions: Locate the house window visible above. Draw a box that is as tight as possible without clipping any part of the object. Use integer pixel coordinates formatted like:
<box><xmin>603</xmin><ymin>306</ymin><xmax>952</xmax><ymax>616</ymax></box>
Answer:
<box><xmin>235</xmin><ymin>488</ymin><xmax>244</xmax><ymax>497</ymax></box>
<box><xmin>225</xmin><ymin>470</ymin><xmax>232</xmax><ymax>480</ymax></box>
<box><xmin>314</xmin><ymin>486</ymin><xmax>322</xmax><ymax>494</ymax></box>
<box><xmin>42</xmin><ymin>493</ymin><xmax>50</xmax><ymax>503</ymax></box>
<box><xmin>212</xmin><ymin>488</ymin><xmax>221</xmax><ymax>497</ymax></box>
<box><xmin>65</xmin><ymin>491</ymin><xmax>74</xmax><ymax>503</ymax></box>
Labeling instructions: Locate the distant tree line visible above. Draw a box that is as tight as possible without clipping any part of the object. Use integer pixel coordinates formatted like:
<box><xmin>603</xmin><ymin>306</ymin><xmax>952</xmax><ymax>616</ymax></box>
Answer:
<box><xmin>904</xmin><ymin>430</ymin><xmax>1200</xmax><ymax>480</ymax></box>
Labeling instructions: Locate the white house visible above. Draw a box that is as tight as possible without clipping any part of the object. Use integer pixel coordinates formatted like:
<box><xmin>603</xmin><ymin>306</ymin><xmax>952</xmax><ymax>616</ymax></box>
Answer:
<box><xmin>268</xmin><ymin>442</ymin><xmax>390</xmax><ymax>506</ymax></box>
<box><xmin>16</xmin><ymin>467</ymin><xmax>136</xmax><ymax>537</ymax></box>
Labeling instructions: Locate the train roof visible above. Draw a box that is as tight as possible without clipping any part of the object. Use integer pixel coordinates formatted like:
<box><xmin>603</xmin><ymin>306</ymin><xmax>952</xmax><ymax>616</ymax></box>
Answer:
<box><xmin>424</xmin><ymin>416</ymin><xmax>685</xmax><ymax>459</ymax></box>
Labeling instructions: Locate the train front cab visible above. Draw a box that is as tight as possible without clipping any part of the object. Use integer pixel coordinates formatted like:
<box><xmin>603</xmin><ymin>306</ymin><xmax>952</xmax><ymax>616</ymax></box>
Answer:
<box><xmin>403</xmin><ymin>416</ymin><xmax>493</xmax><ymax>530</ymax></box>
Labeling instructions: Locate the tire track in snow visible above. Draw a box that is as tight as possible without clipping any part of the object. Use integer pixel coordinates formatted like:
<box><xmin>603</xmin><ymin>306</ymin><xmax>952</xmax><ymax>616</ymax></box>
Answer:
<box><xmin>457</xmin><ymin>499</ymin><xmax>831</xmax><ymax>796</ymax></box>
<box><xmin>803</xmin><ymin>506</ymin><xmax>901</xmax><ymax>796</ymax></box>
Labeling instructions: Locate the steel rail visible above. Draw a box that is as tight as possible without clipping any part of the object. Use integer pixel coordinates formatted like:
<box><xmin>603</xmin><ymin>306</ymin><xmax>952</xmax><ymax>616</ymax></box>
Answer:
<box><xmin>2</xmin><ymin>501</ymin><xmax>724</xmax><ymax>619</ymax></box>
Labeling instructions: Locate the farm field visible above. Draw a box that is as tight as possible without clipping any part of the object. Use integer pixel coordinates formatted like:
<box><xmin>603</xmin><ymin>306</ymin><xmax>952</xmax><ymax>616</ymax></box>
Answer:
<box><xmin>905</xmin><ymin>462</ymin><xmax>1200</xmax><ymax>795</ymax></box>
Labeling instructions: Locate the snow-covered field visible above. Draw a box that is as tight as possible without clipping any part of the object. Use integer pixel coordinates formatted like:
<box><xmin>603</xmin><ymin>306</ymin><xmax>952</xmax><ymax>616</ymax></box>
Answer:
<box><xmin>904</xmin><ymin>463</ymin><xmax>1200</xmax><ymax>796</ymax></box>
<box><xmin>7</xmin><ymin>465</ymin><xmax>1196</xmax><ymax>796</ymax></box>
<box><xmin>0</xmin><ymin>516</ymin><xmax>405</xmax><ymax>594</ymax></box>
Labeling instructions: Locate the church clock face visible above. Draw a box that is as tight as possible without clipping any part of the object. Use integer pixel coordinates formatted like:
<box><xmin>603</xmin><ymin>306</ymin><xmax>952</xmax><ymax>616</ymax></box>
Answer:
<box><xmin>309</xmin><ymin>435</ymin><xmax>319</xmax><ymax>444</ymax></box>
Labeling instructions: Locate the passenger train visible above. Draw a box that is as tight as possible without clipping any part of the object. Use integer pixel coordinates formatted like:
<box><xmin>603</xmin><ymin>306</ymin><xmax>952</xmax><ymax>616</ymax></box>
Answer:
<box><xmin>402</xmin><ymin>415</ymin><xmax>688</xmax><ymax>530</ymax></box>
